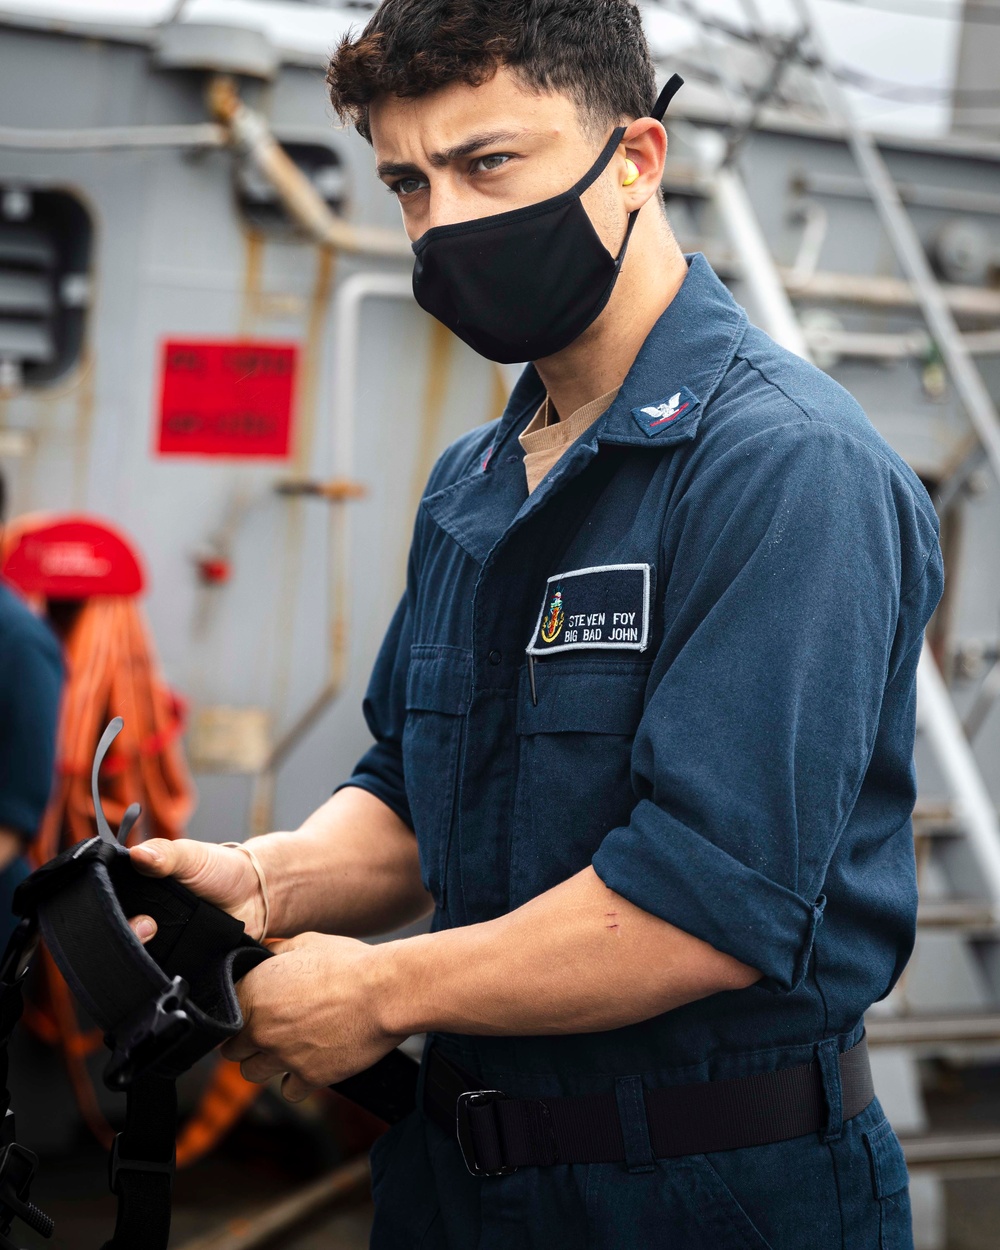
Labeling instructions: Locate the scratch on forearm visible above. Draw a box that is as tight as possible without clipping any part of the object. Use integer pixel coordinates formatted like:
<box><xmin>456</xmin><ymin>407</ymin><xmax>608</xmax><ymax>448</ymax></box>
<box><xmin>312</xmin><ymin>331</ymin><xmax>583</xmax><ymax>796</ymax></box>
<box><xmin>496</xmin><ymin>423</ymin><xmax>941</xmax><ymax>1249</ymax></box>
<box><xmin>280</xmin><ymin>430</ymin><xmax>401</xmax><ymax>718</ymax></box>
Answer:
<box><xmin>605</xmin><ymin>911</ymin><xmax>620</xmax><ymax>935</ymax></box>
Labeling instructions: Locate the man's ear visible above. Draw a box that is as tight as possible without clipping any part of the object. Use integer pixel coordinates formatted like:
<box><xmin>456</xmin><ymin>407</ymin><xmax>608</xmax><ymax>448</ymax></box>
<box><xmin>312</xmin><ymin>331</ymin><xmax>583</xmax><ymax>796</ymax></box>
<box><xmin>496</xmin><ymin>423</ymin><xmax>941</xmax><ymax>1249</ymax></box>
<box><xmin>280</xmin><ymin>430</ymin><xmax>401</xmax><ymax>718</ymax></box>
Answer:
<box><xmin>620</xmin><ymin>118</ymin><xmax>668</xmax><ymax>212</ymax></box>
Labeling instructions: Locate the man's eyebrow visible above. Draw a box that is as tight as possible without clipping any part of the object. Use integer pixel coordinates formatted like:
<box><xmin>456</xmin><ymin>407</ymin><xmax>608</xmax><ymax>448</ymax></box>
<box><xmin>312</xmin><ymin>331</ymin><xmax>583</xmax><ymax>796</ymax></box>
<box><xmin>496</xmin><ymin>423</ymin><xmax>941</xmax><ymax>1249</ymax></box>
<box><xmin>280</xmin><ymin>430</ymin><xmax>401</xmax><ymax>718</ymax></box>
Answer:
<box><xmin>376</xmin><ymin>159</ymin><xmax>424</xmax><ymax>180</ymax></box>
<box><xmin>376</xmin><ymin>130</ymin><xmax>528</xmax><ymax>180</ymax></box>
<box><xmin>433</xmin><ymin>130</ymin><xmax>525</xmax><ymax>165</ymax></box>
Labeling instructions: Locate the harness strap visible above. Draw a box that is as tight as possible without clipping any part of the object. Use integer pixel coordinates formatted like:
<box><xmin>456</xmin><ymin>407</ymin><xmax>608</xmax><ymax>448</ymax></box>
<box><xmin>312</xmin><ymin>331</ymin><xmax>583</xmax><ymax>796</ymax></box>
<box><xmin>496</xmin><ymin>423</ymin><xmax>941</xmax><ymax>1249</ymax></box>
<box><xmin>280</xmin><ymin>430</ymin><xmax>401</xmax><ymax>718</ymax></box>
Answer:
<box><xmin>32</xmin><ymin>842</ymin><xmax>268</xmax><ymax>1087</ymax></box>
<box><xmin>425</xmin><ymin>1035</ymin><xmax>875</xmax><ymax>1176</ymax></box>
<box><xmin>0</xmin><ymin>921</ymin><xmax>51</xmax><ymax>1248</ymax></box>
<box><xmin>0</xmin><ymin>949</ymin><xmax>26</xmax><ymax>1123</ymax></box>
<box><xmin>38</xmin><ymin>866</ymin><xmax>169</xmax><ymax>1042</ymax></box>
<box><xmin>103</xmin><ymin>1076</ymin><xmax>176</xmax><ymax>1250</ymax></box>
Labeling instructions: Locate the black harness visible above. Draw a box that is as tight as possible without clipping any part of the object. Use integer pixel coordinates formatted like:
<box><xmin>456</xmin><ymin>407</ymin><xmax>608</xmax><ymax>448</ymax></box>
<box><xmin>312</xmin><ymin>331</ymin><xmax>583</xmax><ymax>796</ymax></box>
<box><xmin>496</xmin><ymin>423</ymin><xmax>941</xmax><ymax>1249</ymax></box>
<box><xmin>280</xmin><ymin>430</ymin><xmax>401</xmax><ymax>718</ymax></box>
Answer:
<box><xmin>0</xmin><ymin>719</ymin><xmax>418</xmax><ymax>1250</ymax></box>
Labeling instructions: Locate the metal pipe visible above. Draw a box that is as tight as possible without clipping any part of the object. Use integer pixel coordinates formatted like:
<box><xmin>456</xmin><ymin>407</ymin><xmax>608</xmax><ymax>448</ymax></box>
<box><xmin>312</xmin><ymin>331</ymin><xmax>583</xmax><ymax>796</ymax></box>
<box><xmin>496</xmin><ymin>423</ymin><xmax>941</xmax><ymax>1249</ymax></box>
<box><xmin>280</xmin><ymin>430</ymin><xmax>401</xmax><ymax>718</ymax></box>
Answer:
<box><xmin>916</xmin><ymin>648</ymin><xmax>1000</xmax><ymax>908</ymax></box>
<box><xmin>803</xmin><ymin>327</ymin><xmax>1000</xmax><ymax>361</ymax></box>
<box><xmin>207</xmin><ymin>77</ymin><xmax>412</xmax><ymax>260</ymax></box>
<box><xmin>249</xmin><ymin>270</ymin><xmax>415</xmax><ymax>836</ymax></box>
<box><xmin>787</xmin><ymin>200</ymin><xmax>828</xmax><ymax>289</ymax></box>
<box><xmin>678</xmin><ymin>240</ymin><xmax>1000</xmax><ymax>318</ymax></box>
<box><xmin>331</xmin><ymin>272</ymin><xmax>417</xmax><ymax>494</ymax></box>
<box><xmin>790</xmin><ymin>0</ymin><xmax>1000</xmax><ymax>491</ymax></box>
<box><xmin>697</xmin><ymin>130</ymin><xmax>812</xmax><ymax>359</ymax></box>
<box><xmin>779</xmin><ymin>266</ymin><xmax>1000</xmax><ymax>319</ymax></box>
<box><xmin>901</xmin><ymin>1132</ymin><xmax>1000</xmax><ymax>1177</ymax></box>
<box><xmin>0</xmin><ymin>123</ymin><xmax>225</xmax><ymax>150</ymax></box>
<box><xmin>866</xmin><ymin>1012</ymin><xmax>1000</xmax><ymax>1047</ymax></box>
<box><xmin>796</xmin><ymin>170</ymin><xmax>1000</xmax><ymax>219</ymax></box>
<box><xmin>964</xmin><ymin>658</ymin><xmax>1000</xmax><ymax>740</ymax></box>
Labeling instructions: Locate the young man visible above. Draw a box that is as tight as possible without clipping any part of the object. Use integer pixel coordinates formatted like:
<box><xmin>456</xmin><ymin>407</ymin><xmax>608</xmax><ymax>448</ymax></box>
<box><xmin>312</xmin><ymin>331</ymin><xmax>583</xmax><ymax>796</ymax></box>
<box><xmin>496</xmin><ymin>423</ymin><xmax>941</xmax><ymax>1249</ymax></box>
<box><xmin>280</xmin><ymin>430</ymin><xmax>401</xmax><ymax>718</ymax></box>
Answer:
<box><xmin>129</xmin><ymin>2</ymin><xmax>942</xmax><ymax>1245</ymax></box>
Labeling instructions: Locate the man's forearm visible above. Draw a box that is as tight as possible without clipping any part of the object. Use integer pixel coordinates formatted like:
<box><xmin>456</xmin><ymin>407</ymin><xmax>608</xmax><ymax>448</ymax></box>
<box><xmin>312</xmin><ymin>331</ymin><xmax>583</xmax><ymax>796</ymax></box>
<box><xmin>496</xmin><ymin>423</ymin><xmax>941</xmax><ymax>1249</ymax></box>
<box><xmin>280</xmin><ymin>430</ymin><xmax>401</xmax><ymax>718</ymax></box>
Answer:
<box><xmin>374</xmin><ymin>866</ymin><xmax>760</xmax><ymax>1037</ymax></box>
<box><xmin>252</xmin><ymin>787</ymin><xmax>433</xmax><ymax>939</ymax></box>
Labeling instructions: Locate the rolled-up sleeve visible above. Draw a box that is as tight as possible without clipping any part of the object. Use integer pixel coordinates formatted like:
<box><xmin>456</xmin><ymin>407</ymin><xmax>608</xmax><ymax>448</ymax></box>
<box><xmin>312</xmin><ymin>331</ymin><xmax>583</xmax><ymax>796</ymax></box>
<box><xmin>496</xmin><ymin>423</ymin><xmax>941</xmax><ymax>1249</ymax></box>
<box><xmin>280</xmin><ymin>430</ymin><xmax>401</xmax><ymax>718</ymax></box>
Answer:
<box><xmin>592</xmin><ymin>423</ymin><xmax>938</xmax><ymax>992</ymax></box>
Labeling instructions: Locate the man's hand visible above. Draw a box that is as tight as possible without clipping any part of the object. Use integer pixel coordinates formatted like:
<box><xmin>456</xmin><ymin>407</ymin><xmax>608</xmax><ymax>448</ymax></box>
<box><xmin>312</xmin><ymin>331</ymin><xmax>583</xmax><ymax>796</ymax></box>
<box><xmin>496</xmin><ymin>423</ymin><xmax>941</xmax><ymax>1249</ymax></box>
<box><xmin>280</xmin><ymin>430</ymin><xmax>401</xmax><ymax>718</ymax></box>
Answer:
<box><xmin>127</xmin><ymin>839</ymin><xmax>266</xmax><ymax>942</ymax></box>
<box><xmin>127</xmin><ymin>790</ymin><xmax>432</xmax><ymax>944</ymax></box>
<box><xmin>219</xmin><ymin>933</ymin><xmax>404</xmax><ymax>1102</ymax></box>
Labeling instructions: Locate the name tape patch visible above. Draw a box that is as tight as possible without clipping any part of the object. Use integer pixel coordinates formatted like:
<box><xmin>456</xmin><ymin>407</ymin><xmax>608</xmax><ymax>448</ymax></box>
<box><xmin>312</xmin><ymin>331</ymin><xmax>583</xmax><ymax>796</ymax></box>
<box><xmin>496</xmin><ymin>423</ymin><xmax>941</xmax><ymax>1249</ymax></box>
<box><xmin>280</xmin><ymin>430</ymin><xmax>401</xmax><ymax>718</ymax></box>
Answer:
<box><xmin>527</xmin><ymin>563</ymin><xmax>651</xmax><ymax>656</ymax></box>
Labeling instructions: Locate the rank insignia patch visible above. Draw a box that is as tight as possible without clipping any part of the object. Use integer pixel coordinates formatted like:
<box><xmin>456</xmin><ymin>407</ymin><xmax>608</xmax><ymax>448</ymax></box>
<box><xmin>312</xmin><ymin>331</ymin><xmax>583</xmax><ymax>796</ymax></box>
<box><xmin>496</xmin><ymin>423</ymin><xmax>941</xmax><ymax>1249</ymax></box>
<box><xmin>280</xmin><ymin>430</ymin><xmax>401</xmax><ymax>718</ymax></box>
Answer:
<box><xmin>527</xmin><ymin>564</ymin><xmax>652</xmax><ymax>656</ymax></box>
<box><xmin>631</xmin><ymin>386</ymin><xmax>701</xmax><ymax>439</ymax></box>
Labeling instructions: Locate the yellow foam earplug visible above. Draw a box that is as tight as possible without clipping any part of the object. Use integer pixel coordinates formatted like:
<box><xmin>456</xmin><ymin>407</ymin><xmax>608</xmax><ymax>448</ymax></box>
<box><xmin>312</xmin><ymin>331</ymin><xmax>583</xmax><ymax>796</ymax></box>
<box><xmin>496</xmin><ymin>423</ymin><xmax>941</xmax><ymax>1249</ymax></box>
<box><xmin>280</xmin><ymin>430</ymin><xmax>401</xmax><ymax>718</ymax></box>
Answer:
<box><xmin>623</xmin><ymin>158</ymin><xmax>640</xmax><ymax>187</ymax></box>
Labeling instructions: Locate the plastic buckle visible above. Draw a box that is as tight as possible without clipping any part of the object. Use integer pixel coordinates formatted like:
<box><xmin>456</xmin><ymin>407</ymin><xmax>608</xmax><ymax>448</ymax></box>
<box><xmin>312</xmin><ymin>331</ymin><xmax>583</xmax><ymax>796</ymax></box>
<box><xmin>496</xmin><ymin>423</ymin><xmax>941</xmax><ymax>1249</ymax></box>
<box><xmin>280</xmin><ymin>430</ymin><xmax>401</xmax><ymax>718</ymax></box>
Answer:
<box><xmin>0</xmin><ymin>1130</ymin><xmax>53</xmax><ymax>1247</ymax></box>
<box><xmin>103</xmin><ymin>977</ymin><xmax>193</xmax><ymax>1091</ymax></box>
<box><xmin>108</xmin><ymin>1134</ymin><xmax>175</xmax><ymax>1194</ymax></box>
<box><xmin>455</xmin><ymin>1090</ymin><xmax>516</xmax><ymax>1177</ymax></box>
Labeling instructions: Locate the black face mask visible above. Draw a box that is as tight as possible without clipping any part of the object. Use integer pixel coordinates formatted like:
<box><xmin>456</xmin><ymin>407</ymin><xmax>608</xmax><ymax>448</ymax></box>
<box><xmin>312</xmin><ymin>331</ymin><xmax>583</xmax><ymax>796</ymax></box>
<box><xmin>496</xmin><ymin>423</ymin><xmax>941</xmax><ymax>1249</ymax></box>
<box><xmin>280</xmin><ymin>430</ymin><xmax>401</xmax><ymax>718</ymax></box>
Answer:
<box><xmin>411</xmin><ymin>75</ymin><xmax>683</xmax><ymax>365</ymax></box>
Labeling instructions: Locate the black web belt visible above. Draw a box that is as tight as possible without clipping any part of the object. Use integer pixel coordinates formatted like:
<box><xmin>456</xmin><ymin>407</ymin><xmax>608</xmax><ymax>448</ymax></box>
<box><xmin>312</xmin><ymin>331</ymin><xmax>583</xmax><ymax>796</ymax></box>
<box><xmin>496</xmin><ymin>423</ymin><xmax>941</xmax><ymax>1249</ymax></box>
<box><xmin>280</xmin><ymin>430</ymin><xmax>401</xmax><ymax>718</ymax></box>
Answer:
<box><xmin>424</xmin><ymin>1035</ymin><xmax>875</xmax><ymax>1176</ymax></box>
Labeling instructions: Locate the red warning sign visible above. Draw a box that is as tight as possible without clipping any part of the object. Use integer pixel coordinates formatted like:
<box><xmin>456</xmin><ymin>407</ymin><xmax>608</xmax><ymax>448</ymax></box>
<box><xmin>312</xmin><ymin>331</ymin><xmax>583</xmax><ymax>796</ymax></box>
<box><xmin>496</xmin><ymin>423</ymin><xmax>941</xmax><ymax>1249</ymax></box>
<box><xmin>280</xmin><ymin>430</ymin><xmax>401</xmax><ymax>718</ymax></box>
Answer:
<box><xmin>157</xmin><ymin>340</ymin><xmax>298</xmax><ymax>458</ymax></box>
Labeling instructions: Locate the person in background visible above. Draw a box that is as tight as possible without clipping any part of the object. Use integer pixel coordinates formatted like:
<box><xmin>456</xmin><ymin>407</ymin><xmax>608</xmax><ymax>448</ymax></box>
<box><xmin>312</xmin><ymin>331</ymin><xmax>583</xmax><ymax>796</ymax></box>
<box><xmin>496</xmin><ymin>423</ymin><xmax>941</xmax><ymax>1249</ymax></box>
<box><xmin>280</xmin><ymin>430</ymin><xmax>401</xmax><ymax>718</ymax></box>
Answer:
<box><xmin>0</xmin><ymin>470</ymin><xmax>63</xmax><ymax>949</ymax></box>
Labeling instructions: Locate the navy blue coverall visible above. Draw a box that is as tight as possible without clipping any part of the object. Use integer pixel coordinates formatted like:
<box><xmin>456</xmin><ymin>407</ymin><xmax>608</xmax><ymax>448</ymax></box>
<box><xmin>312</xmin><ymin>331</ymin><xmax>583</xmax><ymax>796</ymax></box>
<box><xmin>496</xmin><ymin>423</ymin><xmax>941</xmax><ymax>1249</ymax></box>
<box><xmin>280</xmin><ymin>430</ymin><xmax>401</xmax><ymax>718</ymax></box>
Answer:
<box><xmin>346</xmin><ymin>255</ymin><xmax>944</xmax><ymax>1249</ymax></box>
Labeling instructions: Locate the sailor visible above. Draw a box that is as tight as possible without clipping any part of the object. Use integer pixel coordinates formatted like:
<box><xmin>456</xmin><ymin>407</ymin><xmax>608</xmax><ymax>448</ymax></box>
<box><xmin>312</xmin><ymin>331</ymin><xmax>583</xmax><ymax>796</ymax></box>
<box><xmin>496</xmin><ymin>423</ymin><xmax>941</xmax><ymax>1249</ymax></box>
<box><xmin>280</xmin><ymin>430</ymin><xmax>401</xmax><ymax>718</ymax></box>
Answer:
<box><xmin>0</xmin><ymin>471</ymin><xmax>63</xmax><ymax>949</ymax></box>
<box><xmin>129</xmin><ymin>2</ymin><xmax>942</xmax><ymax>1246</ymax></box>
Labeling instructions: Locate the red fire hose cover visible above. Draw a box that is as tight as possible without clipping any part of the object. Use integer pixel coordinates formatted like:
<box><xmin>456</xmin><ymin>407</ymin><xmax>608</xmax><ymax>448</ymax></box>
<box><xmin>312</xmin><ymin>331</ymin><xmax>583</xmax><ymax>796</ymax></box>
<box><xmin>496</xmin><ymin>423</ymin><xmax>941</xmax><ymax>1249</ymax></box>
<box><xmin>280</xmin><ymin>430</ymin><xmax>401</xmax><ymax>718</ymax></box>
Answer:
<box><xmin>1</xmin><ymin>515</ymin><xmax>146</xmax><ymax>599</ymax></box>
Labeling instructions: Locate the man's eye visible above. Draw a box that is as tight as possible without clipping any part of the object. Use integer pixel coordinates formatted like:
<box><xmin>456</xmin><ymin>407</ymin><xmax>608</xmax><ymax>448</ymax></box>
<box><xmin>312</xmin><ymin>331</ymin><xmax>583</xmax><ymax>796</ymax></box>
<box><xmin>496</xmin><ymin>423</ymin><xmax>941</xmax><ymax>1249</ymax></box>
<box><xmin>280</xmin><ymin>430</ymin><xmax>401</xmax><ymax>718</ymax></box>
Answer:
<box><xmin>472</xmin><ymin>154</ymin><xmax>512</xmax><ymax>174</ymax></box>
<box><xmin>390</xmin><ymin>176</ymin><xmax>428</xmax><ymax>198</ymax></box>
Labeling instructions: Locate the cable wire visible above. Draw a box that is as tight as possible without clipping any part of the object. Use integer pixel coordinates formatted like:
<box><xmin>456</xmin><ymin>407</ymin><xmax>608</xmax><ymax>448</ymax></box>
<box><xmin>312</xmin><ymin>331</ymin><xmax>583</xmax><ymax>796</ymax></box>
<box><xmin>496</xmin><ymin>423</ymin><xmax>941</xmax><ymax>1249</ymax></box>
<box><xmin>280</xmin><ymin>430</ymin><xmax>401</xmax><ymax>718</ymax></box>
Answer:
<box><xmin>646</xmin><ymin>0</ymin><xmax>1000</xmax><ymax>105</ymax></box>
<box><xmin>820</xmin><ymin>0</ymin><xmax>1000</xmax><ymax>24</ymax></box>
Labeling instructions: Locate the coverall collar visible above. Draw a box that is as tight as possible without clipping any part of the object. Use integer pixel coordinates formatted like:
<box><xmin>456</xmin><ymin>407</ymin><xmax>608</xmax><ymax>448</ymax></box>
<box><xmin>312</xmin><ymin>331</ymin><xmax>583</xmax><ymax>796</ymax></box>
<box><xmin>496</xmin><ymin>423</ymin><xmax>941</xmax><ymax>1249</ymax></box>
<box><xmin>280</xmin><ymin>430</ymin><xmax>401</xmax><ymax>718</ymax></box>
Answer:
<box><xmin>422</xmin><ymin>253</ymin><xmax>748</xmax><ymax>566</ymax></box>
<box><xmin>493</xmin><ymin>251</ymin><xmax>749</xmax><ymax>453</ymax></box>
<box><xmin>596</xmin><ymin>251</ymin><xmax>748</xmax><ymax>448</ymax></box>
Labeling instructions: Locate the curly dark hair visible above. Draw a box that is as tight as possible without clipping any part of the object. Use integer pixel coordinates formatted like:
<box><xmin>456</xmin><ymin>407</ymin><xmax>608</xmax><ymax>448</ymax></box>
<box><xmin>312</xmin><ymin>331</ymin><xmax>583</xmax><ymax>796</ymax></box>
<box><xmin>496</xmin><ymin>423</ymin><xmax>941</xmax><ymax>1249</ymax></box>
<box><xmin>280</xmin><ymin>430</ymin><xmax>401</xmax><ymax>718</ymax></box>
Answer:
<box><xmin>327</xmin><ymin>0</ymin><xmax>657</xmax><ymax>143</ymax></box>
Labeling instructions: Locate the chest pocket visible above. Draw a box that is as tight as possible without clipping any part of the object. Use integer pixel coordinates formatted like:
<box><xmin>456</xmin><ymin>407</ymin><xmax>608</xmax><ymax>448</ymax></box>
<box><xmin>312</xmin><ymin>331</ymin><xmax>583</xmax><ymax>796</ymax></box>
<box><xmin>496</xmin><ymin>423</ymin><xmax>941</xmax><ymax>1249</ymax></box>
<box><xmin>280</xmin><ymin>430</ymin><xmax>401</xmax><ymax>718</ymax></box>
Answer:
<box><xmin>403</xmin><ymin>645</ymin><xmax>471</xmax><ymax>907</ymax></box>
<box><xmin>510</xmin><ymin>661</ymin><xmax>648</xmax><ymax>908</ymax></box>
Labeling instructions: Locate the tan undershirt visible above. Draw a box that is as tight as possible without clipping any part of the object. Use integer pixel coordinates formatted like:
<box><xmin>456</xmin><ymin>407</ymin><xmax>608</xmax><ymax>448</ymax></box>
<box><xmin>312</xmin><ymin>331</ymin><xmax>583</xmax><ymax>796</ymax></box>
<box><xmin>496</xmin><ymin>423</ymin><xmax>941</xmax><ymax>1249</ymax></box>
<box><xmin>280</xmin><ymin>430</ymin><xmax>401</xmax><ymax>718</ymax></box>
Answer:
<box><xmin>518</xmin><ymin>387</ymin><xmax>621</xmax><ymax>494</ymax></box>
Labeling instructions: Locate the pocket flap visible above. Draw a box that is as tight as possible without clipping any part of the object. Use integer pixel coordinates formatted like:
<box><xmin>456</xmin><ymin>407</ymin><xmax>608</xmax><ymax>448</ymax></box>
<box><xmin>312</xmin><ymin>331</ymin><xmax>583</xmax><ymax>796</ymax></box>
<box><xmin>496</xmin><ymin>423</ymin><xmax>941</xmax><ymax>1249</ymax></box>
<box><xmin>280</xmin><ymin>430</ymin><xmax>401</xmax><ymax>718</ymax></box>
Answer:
<box><xmin>517</xmin><ymin>663</ymin><xmax>648</xmax><ymax>735</ymax></box>
<box><xmin>406</xmin><ymin>646</ymin><xmax>472</xmax><ymax>715</ymax></box>
<box><xmin>864</xmin><ymin>1118</ymin><xmax>909</xmax><ymax>1200</ymax></box>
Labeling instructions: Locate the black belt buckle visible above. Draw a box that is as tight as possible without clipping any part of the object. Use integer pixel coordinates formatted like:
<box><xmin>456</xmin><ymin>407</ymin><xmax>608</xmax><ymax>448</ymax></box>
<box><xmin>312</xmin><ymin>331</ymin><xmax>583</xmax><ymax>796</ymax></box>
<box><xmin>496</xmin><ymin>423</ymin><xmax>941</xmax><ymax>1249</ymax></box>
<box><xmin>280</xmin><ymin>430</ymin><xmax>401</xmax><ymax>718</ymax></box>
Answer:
<box><xmin>456</xmin><ymin>1090</ymin><xmax>516</xmax><ymax>1178</ymax></box>
<box><xmin>104</xmin><ymin>977</ymin><xmax>193</xmax><ymax>1091</ymax></box>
